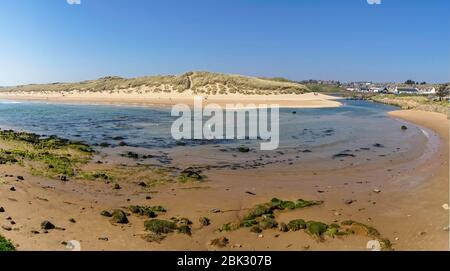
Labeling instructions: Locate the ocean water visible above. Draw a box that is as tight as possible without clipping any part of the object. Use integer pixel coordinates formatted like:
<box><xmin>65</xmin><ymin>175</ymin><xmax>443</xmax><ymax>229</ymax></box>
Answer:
<box><xmin>0</xmin><ymin>99</ymin><xmax>421</xmax><ymax>154</ymax></box>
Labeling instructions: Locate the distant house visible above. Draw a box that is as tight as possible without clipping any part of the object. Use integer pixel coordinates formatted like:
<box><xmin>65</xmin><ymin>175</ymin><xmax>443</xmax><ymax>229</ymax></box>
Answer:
<box><xmin>395</xmin><ymin>87</ymin><xmax>419</xmax><ymax>94</ymax></box>
<box><xmin>418</xmin><ymin>87</ymin><xmax>436</xmax><ymax>95</ymax></box>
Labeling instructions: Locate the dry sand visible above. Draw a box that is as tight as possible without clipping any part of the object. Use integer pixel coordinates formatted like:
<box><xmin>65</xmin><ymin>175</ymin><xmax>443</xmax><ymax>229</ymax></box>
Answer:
<box><xmin>0</xmin><ymin>91</ymin><xmax>342</xmax><ymax>108</ymax></box>
<box><xmin>0</xmin><ymin>109</ymin><xmax>448</xmax><ymax>251</ymax></box>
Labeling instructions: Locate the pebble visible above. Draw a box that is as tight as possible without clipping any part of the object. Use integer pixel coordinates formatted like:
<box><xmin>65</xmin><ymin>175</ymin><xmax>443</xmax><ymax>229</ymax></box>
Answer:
<box><xmin>258</xmin><ymin>234</ymin><xmax>264</xmax><ymax>238</ymax></box>
<box><xmin>98</xmin><ymin>237</ymin><xmax>109</xmax><ymax>241</ymax></box>
<box><xmin>373</xmin><ymin>189</ymin><xmax>381</xmax><ymax>193</ymax></box>
<box><xmin>442</xmin><ymin>203</ymin><xmax>449</xmax><ymax>211</ymax></box>
<box><xmin>344</xmin><ymin>199</ymin><xmax>355</xmax><ymax>205</ymax></box>
<box><xmin>1</xmin><ymin>225</ymin><xmax>12</xmax><ymax>231</ymax></box>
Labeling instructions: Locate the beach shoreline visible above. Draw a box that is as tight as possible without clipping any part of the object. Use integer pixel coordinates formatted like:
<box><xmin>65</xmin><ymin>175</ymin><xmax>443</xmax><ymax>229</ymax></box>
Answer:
<box><xmin>0</xmin><ymin>92</ymin><xmax>342</xmax><ymax>109</ymax></box>
<box><xmin>0</xmin><ymin>107</ymin><xmax>448</xmax><ymax>251</ymax></box>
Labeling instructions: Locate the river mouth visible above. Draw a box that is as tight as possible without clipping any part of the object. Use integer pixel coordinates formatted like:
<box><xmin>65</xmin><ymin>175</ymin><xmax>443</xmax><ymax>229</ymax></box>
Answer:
<box><xmin>0</xmin><ymin>99</ymin><xmax>430</xmax><ymax>173</ymax></box>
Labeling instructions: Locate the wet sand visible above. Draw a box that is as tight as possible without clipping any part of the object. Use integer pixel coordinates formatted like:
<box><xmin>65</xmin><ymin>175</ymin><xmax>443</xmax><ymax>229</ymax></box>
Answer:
<box><xmin>0</xmin><ymin>109</ymin><xmax>448</xmax><ymax>251</ymax></box>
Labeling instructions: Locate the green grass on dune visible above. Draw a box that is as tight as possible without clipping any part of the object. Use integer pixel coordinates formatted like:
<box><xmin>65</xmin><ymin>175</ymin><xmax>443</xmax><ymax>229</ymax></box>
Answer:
<box><xmin>0</xmin><ymin>71</ymin><xmax>308</xmax><ymax>95</ymax></box>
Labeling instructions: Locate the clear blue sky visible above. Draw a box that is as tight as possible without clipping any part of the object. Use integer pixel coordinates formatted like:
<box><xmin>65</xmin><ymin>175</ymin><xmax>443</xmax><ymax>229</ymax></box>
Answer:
<box><xmin>0</xmin><ymin>0</ymin><xmax>448</xmax><ymax>86</ymax></box>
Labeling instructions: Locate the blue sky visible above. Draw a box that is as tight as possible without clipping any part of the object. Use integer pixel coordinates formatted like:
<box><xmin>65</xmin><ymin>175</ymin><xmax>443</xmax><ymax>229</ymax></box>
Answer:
<box><xmin>0</xmin><ymin>0</ymin><xmax>448</xmax><ymax>86</ymax></box>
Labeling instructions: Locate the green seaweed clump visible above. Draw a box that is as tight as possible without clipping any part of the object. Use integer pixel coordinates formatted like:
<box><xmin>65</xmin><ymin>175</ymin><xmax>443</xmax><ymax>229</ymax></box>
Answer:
<box><xmin>111</xmin><ymin>209</ymin><xmax>128</xmax><ymax>224</ymax></box>
<box><xmin>340</xmin><ymin>220</ymin><xmax>392</xmax><ymax>250</ymax></box>
<box><xmin>287</xmin><ymin>219</ymin><xmax>306</xmax><ymax>231</ymax></box>
<box><xmin>306</xmin><ymin>221</ymin><xmax>328</xmax><ymax>237</ymax></box>
<box><xmin>0</xmin><ymin>235</ymin><xmax>15</xmax><ymax>251</ymax></box>
<box><xmin>129</xmin><ymin>205</ymin><xmax>166</xmax><ymax>218</ymax></box>
<box><xmin>144</xmin><ymin>219</ymin><xmax>177</xmax><ymax>234</ymax></box>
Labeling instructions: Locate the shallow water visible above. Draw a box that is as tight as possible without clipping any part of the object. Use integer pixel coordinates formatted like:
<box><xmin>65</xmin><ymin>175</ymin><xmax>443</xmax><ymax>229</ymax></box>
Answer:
<box><xmin>0</xmin><ymin>99</ymin><xmax>422</xmax><ymax>155</ymax></box>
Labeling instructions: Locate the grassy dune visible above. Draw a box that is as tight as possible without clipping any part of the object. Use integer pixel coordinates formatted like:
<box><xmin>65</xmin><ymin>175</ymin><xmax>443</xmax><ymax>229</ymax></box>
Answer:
<box><xmin>0</xmin><ymin>71</ymin><xmax>308</xmax><ymax>95</ymax></box>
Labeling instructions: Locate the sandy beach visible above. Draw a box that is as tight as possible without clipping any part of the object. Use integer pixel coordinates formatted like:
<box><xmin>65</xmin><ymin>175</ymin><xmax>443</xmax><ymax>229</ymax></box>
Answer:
<box><xmin>0</xmin><ymin>107</ymin><xmax>448</xmax><ymax>251</ymax></box>
<box><xmin>0</xmin><ymin>91</ymin><xmax>342</xmax><ymax>108</ymax></box>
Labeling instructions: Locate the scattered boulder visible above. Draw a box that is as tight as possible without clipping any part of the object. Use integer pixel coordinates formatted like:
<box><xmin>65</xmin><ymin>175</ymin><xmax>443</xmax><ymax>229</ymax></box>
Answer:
<box><xmin>0</xmin><ymin>207</ymin><xmax>4</xmax><ymax>213</ymax></box>
<box><xmin>41</xmin><ymin>220</ymin><xmax>56</xmax><ymax>230</ymax></box>
<box><xmin>17</xmin><ymin>176</ymin><xmax>24</xmax><ymax>181</ymax></box>
<box><xmin>237</xmin><ymin>146</ymin><xmax>250</xmax><ymax>153</ymax></box>
<box><xmin>138</xmin><ymin>181</ymin><xmax>147</xmax><ymax>187</ymax></box>
<box><xmin>401</xmin><ymin>125</ymin><xmax>408</xmax><ymax>130</ymax></box>
<box><xmin>373</xmin><ymin>143</ymin><xmax>384</xmax><ymax>148</ymax></box>
<box><xmin>59</xmin><ymin>175</ymin><xmax>68</xmax><ymax>182</ymax></box>
<box><xmin>113</xmin><ymin>183</ymin><xmax>121</xmax><ymax>190</ymax></box>
<box><xmin>69</xmin><ymin>218</ymin><xmax>76</xmax><ymax>223</ymax></box>
<box><xmin>1</xmin><ymin>225</ymin><xmax>12</xmax><ymax>231</ymax></box>
<box><xmin>344</xmin><ymin>199</ymin><xmax>355</xmax><ymax>205</ymax></box>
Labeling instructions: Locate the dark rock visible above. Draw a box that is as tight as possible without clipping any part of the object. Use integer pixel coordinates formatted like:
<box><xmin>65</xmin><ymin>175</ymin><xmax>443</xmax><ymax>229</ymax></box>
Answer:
<box><xmin>1</xmin><ymin>225</ymin><xmax>12</xmax><ymax>231</ymax></box>
<box><xmin>41</xmin><ymin>220</ymin><xmax>56</xmax><ymax>230</ymax></box>
<box><xmin>69</xmin><ymin>218</ymin><xmax>76</xmax><ymax>223</ymax></box>
<box><xmin>113</xmin><ymin>183</ymin><xmax>121</xmax><ymax>190</ymax></box>
<box><xmin>332</xmin><ymin>153</ymin><xmax>355</xmax><ymax>159</ymax></box>
<box><xmin>0</xmin><ymin>207</ymin><xmax>5</xmax><ymax>212</ymax></box>
<box><xmin>238</xmin><ymin>146</ymin><xmax>250</xmax><ymax>153</ymax></box>
<box><xmin>9</xmin><ymin>187</ymin><xmax>16</xmax><ymax>191</ymax></box>
<box><xmin>98</xmin><ymin>237</ymin><xmax>109</xmax><ymax>241</ymax></box>
<box><xmin>138</xmin><ymin>182</ymin><xmax>147</xmax><ymax>187</ymax></box>
<box><xmin>345</xmin><ymin>199</ymin><xmax>356</xmax><ymax>205</ymax></box>
<box><xmin>59</xmin><ymin>175</ymin><xmax>68</xmax><ymax>182</ymax></box>
<box><xmin>17</xmin><ymin>176</ymin><xmax>24</xmax><ymax>181</ymax></box>
<box><xmin>373</xmin><ymin>143</ymin><xmax>384</xmax><ymax>148</ymax></box>
<box><xmin>401</xmin><ymin>125</ymin><xmax>408</xmax><ymax>130</ymax></box>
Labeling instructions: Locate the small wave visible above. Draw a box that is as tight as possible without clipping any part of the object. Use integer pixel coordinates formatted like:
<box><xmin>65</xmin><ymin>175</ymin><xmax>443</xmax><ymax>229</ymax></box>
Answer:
<box><xmin>0</xmin><ymin>100</ymin><xmax>23</xmax><ymax>104</ymax></box>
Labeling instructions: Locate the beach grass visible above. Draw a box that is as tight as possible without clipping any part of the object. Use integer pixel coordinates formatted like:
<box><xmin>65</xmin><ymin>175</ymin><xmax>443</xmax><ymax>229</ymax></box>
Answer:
<box><xmin>0</xmin><ymin>71</ymin><xmax>308</xmax><ymax>96</ymax></box>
